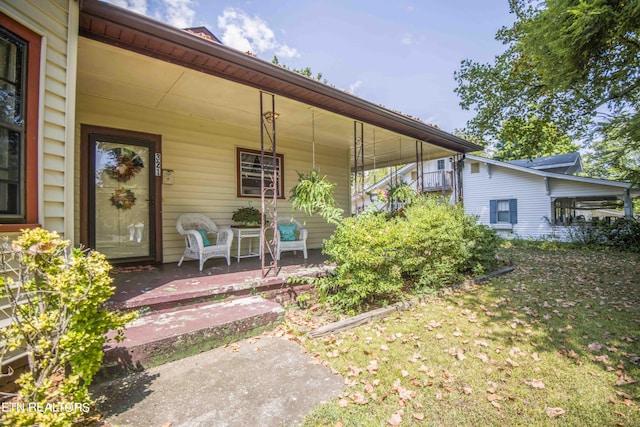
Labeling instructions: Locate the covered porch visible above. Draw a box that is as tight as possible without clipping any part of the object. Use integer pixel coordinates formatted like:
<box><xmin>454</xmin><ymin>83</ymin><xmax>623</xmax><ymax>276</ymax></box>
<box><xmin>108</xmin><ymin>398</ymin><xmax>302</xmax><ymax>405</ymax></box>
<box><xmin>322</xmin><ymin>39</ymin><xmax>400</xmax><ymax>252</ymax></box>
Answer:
<box><xmin>107</xmin><ymin>249</ymin><xmax>331</xmax><ymax>312</ymax></box>
<box><xmin>75</xmin><ymin>0</ymin><xmax>479</xmax><ymax>271</ymax></box>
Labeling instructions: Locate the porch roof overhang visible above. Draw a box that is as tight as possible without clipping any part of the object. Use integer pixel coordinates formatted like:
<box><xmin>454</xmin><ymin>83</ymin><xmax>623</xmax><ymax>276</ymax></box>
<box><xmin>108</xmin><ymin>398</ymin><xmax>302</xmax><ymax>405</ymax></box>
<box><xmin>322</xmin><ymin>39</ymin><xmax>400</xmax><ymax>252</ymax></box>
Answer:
<box><xmin>78</xmin><ymin>0</ymin><xmax>481</xmax><ymax>170</ymax></box>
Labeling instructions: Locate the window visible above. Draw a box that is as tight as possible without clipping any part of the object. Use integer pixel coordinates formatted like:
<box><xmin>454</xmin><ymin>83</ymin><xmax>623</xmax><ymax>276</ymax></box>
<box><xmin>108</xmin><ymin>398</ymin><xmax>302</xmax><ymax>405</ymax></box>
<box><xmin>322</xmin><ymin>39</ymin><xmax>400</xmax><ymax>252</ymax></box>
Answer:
<box><xmin>437</xmin><ymin>159</ymin><xmax>445</xmax><ymax>170</ymax></box>
<box><xmin>490</xmin><ymin>199</ymin><xmax>517</xmax><ymax>224</ymax></box>
<box><xmin>0</xmin><ymin>15</ymin><xmax>40</xmax><ymax>230</ymax></box>
<box><xmin>470</xmin><ymin>162</ymin><xmax>480</xmax><ymax>174</ymax></box>
<box><xmin>236</xmin><ymin>148</ymin><xmax>284</xmax><ymax>198</ymax></box>
<box><xmin>553</xmin><ymin>198</ymin><xmax>577</xmax><ymax>225</ymax></box>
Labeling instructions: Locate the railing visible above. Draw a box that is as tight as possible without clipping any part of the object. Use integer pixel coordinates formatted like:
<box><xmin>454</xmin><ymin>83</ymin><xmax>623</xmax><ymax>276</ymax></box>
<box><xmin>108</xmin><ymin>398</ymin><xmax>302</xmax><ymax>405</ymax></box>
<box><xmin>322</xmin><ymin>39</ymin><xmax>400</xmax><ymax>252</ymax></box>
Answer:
<box><xmin>420</xmin><ymin>171</ymin><xmax>453</xmax><ymax>192</ymax></box>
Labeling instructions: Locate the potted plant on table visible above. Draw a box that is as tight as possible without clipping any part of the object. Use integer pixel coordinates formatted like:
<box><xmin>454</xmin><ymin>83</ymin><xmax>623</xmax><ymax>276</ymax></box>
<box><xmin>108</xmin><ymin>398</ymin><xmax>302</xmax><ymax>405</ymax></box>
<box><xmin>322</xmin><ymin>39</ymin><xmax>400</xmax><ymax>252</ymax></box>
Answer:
<box><xmin>232</xmin><ymin>205</ymin><xmax>262</xmax><ymax>227</ymax></box>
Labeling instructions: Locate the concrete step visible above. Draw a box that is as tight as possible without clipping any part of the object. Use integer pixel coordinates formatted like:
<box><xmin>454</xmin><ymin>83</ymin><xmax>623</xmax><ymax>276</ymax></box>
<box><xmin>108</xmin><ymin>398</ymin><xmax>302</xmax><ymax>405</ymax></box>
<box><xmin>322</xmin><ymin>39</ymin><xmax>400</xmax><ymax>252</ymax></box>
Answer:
<box><xmin>100</xmin><ymin>296</ymin><xmax>284</xmax><ymax>378</ymax></box>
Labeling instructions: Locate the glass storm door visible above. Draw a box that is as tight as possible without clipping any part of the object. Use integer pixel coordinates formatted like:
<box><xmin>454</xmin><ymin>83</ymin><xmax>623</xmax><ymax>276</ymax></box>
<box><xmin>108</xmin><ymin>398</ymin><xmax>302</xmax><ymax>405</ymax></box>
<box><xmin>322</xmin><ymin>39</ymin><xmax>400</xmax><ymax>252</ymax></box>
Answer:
<box><xmin>88</xmin><ymin>135</ymin><xmax>157</xmax><ymax>262</ymax></box>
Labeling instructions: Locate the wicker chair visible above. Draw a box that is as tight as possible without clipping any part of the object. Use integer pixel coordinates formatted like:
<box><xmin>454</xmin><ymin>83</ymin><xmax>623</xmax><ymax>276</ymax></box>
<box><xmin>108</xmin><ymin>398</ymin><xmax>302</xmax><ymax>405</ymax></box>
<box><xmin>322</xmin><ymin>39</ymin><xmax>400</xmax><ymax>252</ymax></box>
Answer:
<box><xmin>176</xmin><ymin>213</ymin><xmax>233</xmax><ymax>270</ymax></box>
<box><xmin>275</xmin><ymin>218</ymin><xmax>308</xmax><ymax>260</ymax></box>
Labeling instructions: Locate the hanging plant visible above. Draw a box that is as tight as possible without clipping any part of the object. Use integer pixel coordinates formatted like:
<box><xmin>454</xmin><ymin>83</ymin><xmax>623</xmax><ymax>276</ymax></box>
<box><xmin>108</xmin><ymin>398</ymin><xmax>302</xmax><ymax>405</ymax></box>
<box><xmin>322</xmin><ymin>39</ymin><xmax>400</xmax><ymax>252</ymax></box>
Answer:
<box><xmin>106</xmin><ymin>148</ymin><xmax>144</xmax><ymax>182</ymax></box>
<box><xmin>110</xmin><ymin>188</ymin><xmax>136</xmax><ymax>210</ymax></box>
<box><xmin>289</xmin><ymin>169</ymin><xmax>343</xmax><ymax>225</ymax></box>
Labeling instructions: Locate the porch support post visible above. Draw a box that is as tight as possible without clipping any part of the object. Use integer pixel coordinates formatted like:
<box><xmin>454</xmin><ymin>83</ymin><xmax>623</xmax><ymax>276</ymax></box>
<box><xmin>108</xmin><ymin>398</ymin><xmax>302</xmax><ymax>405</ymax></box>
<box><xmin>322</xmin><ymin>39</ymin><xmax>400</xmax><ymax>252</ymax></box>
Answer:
<box><xmin>259</xmin><ymin>91</ymin><xmax>278</xmax><ymax>277</ymax></box>
<box><xmin>353</xmin><ymin>121</ymin><xmax>365</xmax><ymax>214</ymax></box>
<box><xmin>415</xmin><ymin>140</ymin><xmax>424</xmax><ymax>194</ymax></box>
<box><xmin>623</xmin><ymin>189</ymin><xmax>633</xmax><ymax>217</ymax></box>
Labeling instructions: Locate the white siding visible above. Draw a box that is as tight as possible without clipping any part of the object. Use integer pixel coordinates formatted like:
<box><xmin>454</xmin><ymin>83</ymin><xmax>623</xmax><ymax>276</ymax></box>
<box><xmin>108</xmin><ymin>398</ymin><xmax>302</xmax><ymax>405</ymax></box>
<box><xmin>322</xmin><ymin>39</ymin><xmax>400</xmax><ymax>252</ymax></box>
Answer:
<box><xmin>463</xmin><ymin>160</ymin><xmax>554</xmax><ymax>239</ymax></box>
<box><xmin>0</xmin><ymin>0</ymin><xmax>75</xmax><ymax>237</ymax></box>
<box><xmin>75</xmin><ymin>95</ymin><xmax>349</xmax><ymax>263</ymax></box>
<box><xmin>549</xmin><ymin>178</ymin><xmax>628</xmax><ymax>199</ymax></box>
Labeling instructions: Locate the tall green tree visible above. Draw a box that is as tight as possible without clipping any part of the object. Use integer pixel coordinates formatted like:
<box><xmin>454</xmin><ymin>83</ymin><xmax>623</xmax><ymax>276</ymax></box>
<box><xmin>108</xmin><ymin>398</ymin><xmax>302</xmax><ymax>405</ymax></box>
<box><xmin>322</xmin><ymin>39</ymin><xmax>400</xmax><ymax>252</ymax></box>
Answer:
<box><xmin>455</xmin><ymin>0</ymin><xmax>640</xmax><ymax>182</ymax></box>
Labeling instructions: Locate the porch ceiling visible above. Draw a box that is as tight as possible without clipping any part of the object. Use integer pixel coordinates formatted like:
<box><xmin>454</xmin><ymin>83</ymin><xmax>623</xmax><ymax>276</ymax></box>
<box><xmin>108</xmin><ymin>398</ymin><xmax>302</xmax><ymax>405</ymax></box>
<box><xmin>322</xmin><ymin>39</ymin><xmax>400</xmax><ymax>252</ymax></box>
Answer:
<box><xmin>78</xmin><ymin>0</ymin><xmax>480</xmax><ymax>170</ymax></box>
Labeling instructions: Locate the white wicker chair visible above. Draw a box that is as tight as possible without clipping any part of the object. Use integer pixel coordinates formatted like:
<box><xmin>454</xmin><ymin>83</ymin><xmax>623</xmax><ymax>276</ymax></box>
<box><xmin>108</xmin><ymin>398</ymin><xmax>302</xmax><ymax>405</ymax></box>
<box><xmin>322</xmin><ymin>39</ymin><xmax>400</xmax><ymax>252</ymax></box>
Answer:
<box><xmin>176</xmin><ymin>213</ymin><xmax>233</xmax><ymax>270</ymax></box>
<box><xmin>275</xmin><ymin>218</ymin><xmax>308</xmax><ymax>260</ymax></box>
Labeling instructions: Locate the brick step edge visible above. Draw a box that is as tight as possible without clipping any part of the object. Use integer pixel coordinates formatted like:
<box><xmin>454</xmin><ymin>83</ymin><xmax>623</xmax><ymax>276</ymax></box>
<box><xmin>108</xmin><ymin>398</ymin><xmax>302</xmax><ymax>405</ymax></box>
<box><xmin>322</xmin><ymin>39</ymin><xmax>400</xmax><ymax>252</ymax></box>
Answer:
<box><xmin>98</xmin><ymin>296</ymin><xmax>284</xmax><ymax>380</ymax></box>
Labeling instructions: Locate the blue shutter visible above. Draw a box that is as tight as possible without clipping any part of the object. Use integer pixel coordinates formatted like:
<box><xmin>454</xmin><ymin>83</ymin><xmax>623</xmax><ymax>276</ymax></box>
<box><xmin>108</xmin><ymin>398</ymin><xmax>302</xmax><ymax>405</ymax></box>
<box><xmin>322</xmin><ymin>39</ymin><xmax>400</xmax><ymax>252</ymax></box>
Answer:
<box><xmin>489</xmin><ymin>200</ymin><xmax>497</xmax><ymax>224</ymax></box>
<box><xmin>509</xmin><ymin>199</ymin><xmax>518</xmax><ymax>224</ymax></box>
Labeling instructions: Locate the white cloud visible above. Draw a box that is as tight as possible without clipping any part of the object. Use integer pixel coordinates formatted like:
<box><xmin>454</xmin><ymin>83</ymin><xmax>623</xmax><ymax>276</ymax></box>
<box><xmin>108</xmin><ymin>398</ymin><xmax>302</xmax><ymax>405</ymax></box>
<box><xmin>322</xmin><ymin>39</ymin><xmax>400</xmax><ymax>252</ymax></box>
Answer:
<box><xmin>401</xmin><ymin>33</ymin><xmax>412</xmax><ymax>46</ymax></box>
<box><xmin>104</xmin><ymin>0</ymin><xmax>148</xmax><ymax>14</ymax></box>
<box><xmin>161</xmin><ymin>0</ymin><xmax>196</xmax><ymax>29</ymax></box>
<box><xmin>349</xmin><ymin>80</ymin><xmax>362</xmax><ymax>94</ymax></box>
<box><xmin>218</xmin><ymin>8</ymin><xmax>298</xmax><ymax>58</ymax></box>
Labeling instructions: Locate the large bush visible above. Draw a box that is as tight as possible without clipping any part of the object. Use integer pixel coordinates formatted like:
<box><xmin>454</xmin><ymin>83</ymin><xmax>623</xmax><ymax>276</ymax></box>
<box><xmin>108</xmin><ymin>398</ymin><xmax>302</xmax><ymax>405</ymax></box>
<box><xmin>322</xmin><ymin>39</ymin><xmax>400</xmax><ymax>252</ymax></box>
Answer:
<box><xmin>319</xmin><ymin>213</ymin><xmax>405</xmax><ymax>313</ymax></box>
<box><xmin>0</xmin><ymin>228</ymin><xmax>134</xmax><ymax>426</ymax></box>
<box><xmin>319</xmin><ymin>197</ymin><xmax>500</xmax><ymax>313</ymax></box>
<box><xmin>567</xmin><ymin>216</ymin><xmax>640</xmax><ymax>252</ymax></box>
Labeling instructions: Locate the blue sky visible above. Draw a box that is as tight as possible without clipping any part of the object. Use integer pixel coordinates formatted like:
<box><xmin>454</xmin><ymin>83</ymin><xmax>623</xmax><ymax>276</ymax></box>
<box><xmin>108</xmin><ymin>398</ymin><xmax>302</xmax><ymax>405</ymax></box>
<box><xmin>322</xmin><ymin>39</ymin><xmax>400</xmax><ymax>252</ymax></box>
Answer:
<box><xmin>106</xmin><ymin>0</ymin><xmax>514</xmax><ymax>133</ymax></box>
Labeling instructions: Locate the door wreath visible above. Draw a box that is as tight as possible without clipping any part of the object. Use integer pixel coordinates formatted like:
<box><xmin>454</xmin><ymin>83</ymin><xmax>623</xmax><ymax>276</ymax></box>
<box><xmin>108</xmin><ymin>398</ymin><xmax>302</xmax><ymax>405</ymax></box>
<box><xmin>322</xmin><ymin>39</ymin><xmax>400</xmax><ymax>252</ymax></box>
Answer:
<box><xmin>110</xmin><ymin>188</ymin><xmax>136</xmax><ymax>210</ymax></box>
<box><xmin>106</xmin><ymin>148</ymin><xmax>144</xmax><ymax>182</ymax></box>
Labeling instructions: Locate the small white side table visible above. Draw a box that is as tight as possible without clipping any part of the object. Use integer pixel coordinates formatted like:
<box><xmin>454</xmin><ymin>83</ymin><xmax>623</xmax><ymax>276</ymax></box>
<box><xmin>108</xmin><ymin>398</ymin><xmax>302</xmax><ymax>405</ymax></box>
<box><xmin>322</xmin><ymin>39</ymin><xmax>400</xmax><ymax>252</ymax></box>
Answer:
<box><xmin>231</xmin><ymin>227</ymin><xmax>262</xmax><ymax>262</ymax></box>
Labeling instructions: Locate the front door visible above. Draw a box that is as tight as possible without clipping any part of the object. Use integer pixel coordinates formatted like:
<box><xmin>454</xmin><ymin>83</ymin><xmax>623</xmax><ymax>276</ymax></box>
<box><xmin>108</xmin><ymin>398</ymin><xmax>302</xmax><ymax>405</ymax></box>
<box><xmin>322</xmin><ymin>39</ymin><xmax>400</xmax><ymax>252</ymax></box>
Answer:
<box><xmin>82</xmin><ymin>126</ymin><xmax>162</xmax><ymax>264</ymax></box>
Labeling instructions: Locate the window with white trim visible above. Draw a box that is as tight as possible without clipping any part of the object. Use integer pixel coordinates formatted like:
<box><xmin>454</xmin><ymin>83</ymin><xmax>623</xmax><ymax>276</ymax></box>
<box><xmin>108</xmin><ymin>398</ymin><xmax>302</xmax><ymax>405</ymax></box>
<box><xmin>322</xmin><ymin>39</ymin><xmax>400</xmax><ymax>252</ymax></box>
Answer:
<box><xmin>490</xmin><ymin>199</ymin><xmax>517</xmax><ymax>225</ymax></box>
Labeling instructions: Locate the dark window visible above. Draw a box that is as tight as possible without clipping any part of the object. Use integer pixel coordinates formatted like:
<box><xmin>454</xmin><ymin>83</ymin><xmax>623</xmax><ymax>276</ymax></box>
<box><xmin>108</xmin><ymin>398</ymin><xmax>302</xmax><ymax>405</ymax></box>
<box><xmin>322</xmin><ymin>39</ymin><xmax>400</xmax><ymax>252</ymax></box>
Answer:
<box><xmin>0</xmin><ymin>15</ymin><xmax>39</xmax><ymax>229</ymax></box>
<box><xmin>236</xmin><ymin>148</ymin><xmax>284</xmax><ymax>198</ymax></box>
<box><xmin>437</xmin><ymin>159</ymin><xmax>445</xmax><ymax>170</ymax></box>
<box><xmin>470</xmin><ymin>162</ymin><xmax>480</xmax><ymax>174</ymax></box>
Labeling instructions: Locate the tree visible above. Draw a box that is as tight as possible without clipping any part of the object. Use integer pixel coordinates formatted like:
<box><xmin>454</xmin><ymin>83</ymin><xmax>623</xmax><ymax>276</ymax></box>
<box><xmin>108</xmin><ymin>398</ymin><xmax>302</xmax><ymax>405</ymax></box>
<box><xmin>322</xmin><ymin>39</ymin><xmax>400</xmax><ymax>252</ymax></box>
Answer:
<box><xmin>272</xmin><ymin>55</ymin><xmax>327</xmax><ymax>83</ymax></box>
<box><xmin>455</xmin><ymin>0</ymin><xmax>640</xmax><ymax>182</ymax></box>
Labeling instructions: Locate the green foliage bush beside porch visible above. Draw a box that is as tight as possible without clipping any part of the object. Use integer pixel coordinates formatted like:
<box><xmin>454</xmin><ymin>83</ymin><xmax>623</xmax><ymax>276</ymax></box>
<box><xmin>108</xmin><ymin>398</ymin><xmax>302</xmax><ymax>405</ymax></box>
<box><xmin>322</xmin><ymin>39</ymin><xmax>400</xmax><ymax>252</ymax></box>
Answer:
<box><xmin>319</xmin><ymin>197</ymin><xmax>501</xmax><ymax>313</ymax></box>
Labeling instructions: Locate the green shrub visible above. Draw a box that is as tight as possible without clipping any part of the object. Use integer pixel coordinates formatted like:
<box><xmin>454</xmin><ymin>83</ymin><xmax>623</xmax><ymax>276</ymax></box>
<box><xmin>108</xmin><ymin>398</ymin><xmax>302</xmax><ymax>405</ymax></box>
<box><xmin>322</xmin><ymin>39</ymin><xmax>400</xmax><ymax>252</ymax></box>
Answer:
<box><xmin>0</xmin><ymin>228</ymin><xmax>135</xmax><ymax>426</ymax></box>
<box><xmin>318</xmin><ymin>213</ymin><xmax>405</xmax><ymax>314</ymax></box>
<box><xmin>319</xmin><ymin>197</ymin><xmax>501</xmax><ymax>313</ymax></box>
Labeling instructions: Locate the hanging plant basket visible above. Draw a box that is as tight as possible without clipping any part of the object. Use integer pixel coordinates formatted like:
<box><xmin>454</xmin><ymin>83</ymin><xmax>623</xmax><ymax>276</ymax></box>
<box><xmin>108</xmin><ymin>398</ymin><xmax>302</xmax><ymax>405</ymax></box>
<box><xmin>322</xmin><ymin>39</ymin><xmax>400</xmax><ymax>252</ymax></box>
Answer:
<box><xmin>289</xmin><ymin>169</ymin><xmax>343</xmax><ymax>224</ymax></box>
<box><xmin>106</xmin><ymin>148</ymin><xmax>144</xmax><ymax>182</ymax></box>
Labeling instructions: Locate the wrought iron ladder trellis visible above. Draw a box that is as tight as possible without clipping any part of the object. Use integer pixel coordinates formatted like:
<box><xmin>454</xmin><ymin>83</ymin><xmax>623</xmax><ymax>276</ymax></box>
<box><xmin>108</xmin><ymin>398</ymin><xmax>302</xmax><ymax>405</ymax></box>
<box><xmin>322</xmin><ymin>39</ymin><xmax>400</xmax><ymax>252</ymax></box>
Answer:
<box><xmin>260</xmin><ymin>92</ymin><xmax>278</xmax><ymax>277</ymax></box>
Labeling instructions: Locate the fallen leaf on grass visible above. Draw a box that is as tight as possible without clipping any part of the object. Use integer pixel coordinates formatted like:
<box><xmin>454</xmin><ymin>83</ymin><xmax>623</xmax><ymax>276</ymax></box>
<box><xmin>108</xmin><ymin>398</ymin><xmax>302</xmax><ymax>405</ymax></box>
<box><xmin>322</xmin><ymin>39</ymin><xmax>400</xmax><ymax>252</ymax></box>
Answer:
<box><xmin>350</xmin><ymin>392</ymin><xmax>369</xmax><ymax>405</ymax></box>
<box><xmin>335</xmin><ymin>422</ymin><xmax>344</xmax><ymax>427</ymax></box>
<box><xmin>546</xmin><ymin>407</ymin><xmax>565</xmax><ymax>418</ymax></box>
<box><xmin>463</xmin><ymin>386</ymin><xmax>473</xmax><ymax>395</ymax></box>
<box><xmin>388</xmin><ymin>411</ymin><xmax>403</xmax><ymax>426</ymax></box>
<box><xmin>616</xmin><ymin>391</ymin><xmax>633</xmax><ymax>400</ymax></box>
<box><xmin>506</xmin><ymin>358</ymin><xmax>520</xmax><ymax>367</ymax></box>
<box><xmin>487</xmin><ymin>394</ymin><xmax>503</xmax><ymax>402</ymax></box>
<box><xmin>615</xmin><ymin>374</ymin><xmax>637</xmax><ymax>386</ymax></box>
<box><xmin>532</xmin><ymin>352</ymin><xmax>541</xmax><ymax>362</ymax></box>
<box><xmin>338</xmin><ymin>398</ymin><xmax>349</xmax><ymax>407</ymax></box>
<box><xmin>381</xmin><ymin>344</ymin><xmax>389</xmax><ymax>351</ymax></box>
<box><xmin>622</xmin><ymin>399</ymin><xmax>635</xmax><ymax>407</ymax></box>
<box><xmin>476</xmin><ymin>353</ymin><xmax>489</xmax><ymax>363</ymax></box>
<box><xmin>525</xmin><ymin>379</ymin><xmax>545</xmax><ymax>389</ymax></box>
<box><xmin>412</xmin><ymin>412</ymin><xmax>425</xmax><ymax>420</ymax></box>
<box><xmin>491</xmin><ymin>401</ymin><xmax>502</xmax><ymax>409</ymax></box>
<box><xmin>588</xmin><ymin>342</ymin><xmax>603</xmax><ymax>351</ymax></box>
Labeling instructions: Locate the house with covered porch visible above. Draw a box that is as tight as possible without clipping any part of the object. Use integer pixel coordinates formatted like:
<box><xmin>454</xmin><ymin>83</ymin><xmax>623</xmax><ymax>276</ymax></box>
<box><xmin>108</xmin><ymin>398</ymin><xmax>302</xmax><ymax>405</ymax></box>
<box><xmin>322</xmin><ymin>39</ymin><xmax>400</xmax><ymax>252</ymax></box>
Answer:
<box><xmin>1</xmin><ymin>0</ymin><xmax>480</xmax><ymax>265</ymax></box>
<box><xmin>1</xmin><ymin>0</ymin><xmax>481</xmax><ymax>378</ymax></box>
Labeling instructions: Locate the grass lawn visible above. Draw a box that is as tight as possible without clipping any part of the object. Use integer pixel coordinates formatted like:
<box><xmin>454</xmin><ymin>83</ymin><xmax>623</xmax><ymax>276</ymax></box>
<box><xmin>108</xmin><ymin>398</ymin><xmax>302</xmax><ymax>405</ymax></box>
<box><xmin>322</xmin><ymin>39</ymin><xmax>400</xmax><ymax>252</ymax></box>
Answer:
<box><xmin>285</xmin><ymin>244</ymin><xmax>640</xmax><ymax>426</ymax></box>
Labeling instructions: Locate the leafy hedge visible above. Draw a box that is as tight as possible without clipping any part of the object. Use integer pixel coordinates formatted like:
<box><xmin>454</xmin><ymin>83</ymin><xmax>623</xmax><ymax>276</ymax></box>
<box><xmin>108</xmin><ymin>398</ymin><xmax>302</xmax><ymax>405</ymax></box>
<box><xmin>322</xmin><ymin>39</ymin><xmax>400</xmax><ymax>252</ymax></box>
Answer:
<box><xmin>566</xmin><ymin>217</ymin><xmax>640</xmax><ymax>252</ymax></box>
<box><xmin>318</xmin><ymin>197</ymin><xmax>501</xmax><ymax>313</ymax></box>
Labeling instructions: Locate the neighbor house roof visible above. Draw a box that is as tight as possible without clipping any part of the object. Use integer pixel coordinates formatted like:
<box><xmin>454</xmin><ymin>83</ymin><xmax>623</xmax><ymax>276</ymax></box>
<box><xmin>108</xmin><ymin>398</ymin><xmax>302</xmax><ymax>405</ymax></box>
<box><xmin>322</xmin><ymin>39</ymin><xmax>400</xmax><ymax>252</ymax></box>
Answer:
<box><xmin>79</xmin><ymin>0</ymin><xmax>481</xmax><ymax>157</ymax></box>
<box><xmin>508</xmin><ymin>152</ymin><xmax>583</xmax><ymax>175</ymax></box>
<box><xmin>467</xmin><ymin>154</ymin><xmax>635</xmax><ymax>191</ymax></box>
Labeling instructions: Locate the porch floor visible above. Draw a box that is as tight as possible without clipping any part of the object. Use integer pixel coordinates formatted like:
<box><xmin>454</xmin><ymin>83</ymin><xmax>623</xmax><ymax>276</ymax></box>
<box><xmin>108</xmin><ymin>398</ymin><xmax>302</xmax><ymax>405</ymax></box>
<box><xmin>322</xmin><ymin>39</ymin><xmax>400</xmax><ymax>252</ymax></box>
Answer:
<box><xmin>108</xmin><ymin>249</ymin><xmax>332</xmax><ymax>312</ymax></box>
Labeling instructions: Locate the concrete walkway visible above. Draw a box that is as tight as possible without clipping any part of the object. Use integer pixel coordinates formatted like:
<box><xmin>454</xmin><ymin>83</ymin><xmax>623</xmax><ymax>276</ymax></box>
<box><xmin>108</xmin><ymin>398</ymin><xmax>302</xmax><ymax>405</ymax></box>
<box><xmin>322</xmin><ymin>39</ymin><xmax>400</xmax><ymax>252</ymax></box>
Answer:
<box><xmin>91</xmin><ymin>335</ymin><xmax>344</xmax><ymax>427</ymax></box>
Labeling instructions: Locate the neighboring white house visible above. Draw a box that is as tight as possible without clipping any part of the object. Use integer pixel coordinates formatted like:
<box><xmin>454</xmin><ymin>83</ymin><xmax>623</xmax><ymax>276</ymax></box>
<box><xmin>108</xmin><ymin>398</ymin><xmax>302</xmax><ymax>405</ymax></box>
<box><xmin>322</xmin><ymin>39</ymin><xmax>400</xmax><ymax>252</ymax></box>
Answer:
<box><xmin>352</xmin><ymin>157</ymin><xmax>460</xmax><ymax>213</ymax></box>
<box><xmin>462</xmin><ymin>154</ymin><xmax>637</xmax><ymax>239</ymax></box>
